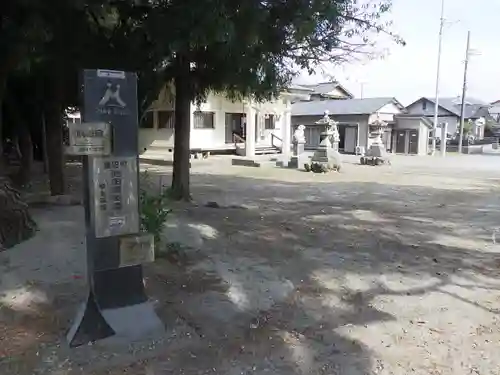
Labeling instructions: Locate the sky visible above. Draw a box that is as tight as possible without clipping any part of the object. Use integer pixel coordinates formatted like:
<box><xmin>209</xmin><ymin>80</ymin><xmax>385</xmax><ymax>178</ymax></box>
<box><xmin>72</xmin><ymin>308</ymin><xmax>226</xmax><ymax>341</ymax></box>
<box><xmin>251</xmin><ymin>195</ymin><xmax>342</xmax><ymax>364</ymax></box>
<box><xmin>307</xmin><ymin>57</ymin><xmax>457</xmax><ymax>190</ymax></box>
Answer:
<box><xmin>295</xmin><ymin>0</ymin><xmax>500</xmax><ymax>106</ymax></box>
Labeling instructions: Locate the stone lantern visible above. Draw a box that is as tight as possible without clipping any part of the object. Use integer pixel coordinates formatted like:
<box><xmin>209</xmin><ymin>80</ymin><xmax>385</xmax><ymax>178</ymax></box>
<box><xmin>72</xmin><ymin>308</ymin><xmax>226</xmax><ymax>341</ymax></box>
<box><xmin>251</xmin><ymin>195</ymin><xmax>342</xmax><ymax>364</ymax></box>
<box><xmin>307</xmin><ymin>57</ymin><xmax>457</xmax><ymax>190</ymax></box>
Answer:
<box><xmin>316</xmin><ymin>111</ymin><xmax>340</xmax><ymax>151</ymax></box>
<box><xmin>306</xmin><ymin>111</ymin><xmax>342</xmax><ymax>172</ymax></box>
<box><xmin>361</xmin><ymin>115</ymin><xmax>390</xmax><ymax>165</ymax></box>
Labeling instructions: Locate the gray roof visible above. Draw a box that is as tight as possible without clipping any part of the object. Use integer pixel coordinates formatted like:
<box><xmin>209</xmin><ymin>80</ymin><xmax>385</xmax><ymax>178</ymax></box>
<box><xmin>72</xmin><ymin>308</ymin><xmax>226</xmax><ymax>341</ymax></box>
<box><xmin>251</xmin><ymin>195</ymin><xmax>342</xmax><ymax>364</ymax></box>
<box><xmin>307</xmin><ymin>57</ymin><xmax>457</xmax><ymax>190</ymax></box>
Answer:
<box><xmin>285</xmin><ymin>84</ymin><xmax>314</xmax><ymax>93</ymax></box>
<box><xmin>417</xmin><ymin>97</ymin><xmax>489</xmax><ymax>119</ymax></box>
<box><xmin>300</xmin><ymin>81</ymin><xmax>354</xmax><ymax>98</ymax></box>
<box><xmin>292</xmin><ymin>97</ymin><xmax>400</xmax><ymax>116</ymax></box>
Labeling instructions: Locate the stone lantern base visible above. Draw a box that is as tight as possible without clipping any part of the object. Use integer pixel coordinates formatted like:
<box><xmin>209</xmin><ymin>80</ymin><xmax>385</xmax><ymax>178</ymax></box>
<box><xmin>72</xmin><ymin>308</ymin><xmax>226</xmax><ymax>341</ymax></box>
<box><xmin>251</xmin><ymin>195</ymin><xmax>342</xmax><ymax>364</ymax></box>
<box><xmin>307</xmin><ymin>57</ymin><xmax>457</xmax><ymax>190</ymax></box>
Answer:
<box><xmin>361</xmin><ymin>143</ymin><xmax>390</xmax><ymax>166</ymax></box>
<box><xmin>366</xmin><ymin>142</ymin><xmax>387</xmax><ymax>158</ymax></box>
<box><xmin>306</xmin><ymin>134</ymin><xmax>342</xmax><ymax>172</ymax></box>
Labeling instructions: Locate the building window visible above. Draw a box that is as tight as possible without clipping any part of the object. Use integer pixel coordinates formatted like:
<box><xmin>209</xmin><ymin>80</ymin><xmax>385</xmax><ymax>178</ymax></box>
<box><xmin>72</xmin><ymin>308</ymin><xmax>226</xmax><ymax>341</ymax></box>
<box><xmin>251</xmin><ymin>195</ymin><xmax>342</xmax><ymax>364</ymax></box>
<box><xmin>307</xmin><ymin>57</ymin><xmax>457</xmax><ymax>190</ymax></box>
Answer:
<box><xmin>264</xmin><ymin>114</ymin><xmax>275</xmax><ymax>129</ymax></box>
<box><xmin>422</xmin><ymin>101</ymin><xmax>427</xmax><ymax>111</ymax></box>
<box><xmin>158</xmin><ymin>110</ymin><xmax>175</xmax><ymax>129</ymax></box>
<box><xmin>66</xmin><ymin>117</ymin><xmax>81</xmax><ymax>125</ymax></box>
<box><xmin>193</xmin><ymin>111</ymin><xmax>215</xmax><ymax>129</ymax></box>
<box><xmin>140</xmin><ymin>111</ymin><xmax>154</xmax><ymax>128</ymax></box>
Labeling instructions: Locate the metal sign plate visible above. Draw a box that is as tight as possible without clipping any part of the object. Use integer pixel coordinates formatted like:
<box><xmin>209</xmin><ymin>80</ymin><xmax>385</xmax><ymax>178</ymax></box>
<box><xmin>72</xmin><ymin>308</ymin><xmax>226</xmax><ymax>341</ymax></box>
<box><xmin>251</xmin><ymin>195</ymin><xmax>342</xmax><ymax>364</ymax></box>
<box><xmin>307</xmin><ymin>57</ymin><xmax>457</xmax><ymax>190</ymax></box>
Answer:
<box><xmin>119</xmin><ymin>234</ymin><xmax>155</xmax><ymax>268</ymax></box>
<box><xmin>90</xmin><ymin>156</ymin><xmax>140</xmax><ymax>238</ymax></box>
<box><xmin>82</xmin><ymin>69</ymin><xmax>138</xmax><ymax>155</ymax></box>
<box><xmin>97</xmin><ymin>69</ymin><xmax>126</xmax><ymax>79</ymax></box>
<box><xmin>67</xmin><ymin>122</ymin><xmax>111</xmax><ymax>155</ymax></box>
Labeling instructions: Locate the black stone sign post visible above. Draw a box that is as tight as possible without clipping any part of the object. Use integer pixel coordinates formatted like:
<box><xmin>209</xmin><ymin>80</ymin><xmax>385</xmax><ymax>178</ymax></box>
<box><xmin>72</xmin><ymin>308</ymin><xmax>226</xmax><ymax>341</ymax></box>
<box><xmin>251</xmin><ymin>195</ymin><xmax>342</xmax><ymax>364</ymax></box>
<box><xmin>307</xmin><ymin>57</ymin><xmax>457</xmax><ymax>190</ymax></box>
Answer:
<box><xmin>67</xmin><ymin>69</ymin><xmax>162</xmax><ymax>347</ymax></box>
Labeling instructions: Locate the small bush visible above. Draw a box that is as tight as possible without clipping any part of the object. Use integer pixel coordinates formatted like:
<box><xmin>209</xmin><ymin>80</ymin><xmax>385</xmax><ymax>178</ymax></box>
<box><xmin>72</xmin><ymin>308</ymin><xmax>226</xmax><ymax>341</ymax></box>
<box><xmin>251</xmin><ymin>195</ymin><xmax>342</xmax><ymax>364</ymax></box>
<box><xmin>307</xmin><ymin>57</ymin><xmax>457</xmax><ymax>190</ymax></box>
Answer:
<box><xmin>139</xmin><ymin>172</ymin><xmax>172</xmax><ymax>247</ymax></box>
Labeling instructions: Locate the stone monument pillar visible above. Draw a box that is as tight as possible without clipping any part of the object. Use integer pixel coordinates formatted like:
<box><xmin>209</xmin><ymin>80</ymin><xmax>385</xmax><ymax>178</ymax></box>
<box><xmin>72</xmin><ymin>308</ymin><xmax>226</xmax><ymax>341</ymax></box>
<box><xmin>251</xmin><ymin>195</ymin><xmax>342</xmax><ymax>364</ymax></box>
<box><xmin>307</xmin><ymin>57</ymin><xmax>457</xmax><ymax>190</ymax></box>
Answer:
<box><xmin>289</xmin><ymin>125</ymin><xmax>306</xmax><ymax>168</ymax></box>
<box><xmin>440</xmin><ymin>122</ymin><xmax>448</xmax><ymax>157</ymax></box>
<box><xmin>66</xmin><ymin>69</ymin><xmax>163</xmax><ymax>347</ymax></box>
<box><xmin>308</xmin><ymin>111</ymin><xmax>342</xmax><ymax>172</ymax></box>
<box><xmin>293</xmin><ymin>125</ymin><xmax>306</xmax><ymax>156</ymax></box>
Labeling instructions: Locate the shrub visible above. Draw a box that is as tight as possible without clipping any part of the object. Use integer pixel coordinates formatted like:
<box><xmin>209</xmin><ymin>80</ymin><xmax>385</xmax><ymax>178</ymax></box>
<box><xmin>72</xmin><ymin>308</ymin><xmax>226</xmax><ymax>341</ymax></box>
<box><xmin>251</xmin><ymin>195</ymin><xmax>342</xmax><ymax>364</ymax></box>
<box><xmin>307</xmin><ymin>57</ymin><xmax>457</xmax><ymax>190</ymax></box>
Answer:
<box><xmin>139</xmin><ymin>172</ymin><xmax>172</xmax><ymax>247</ymax></box>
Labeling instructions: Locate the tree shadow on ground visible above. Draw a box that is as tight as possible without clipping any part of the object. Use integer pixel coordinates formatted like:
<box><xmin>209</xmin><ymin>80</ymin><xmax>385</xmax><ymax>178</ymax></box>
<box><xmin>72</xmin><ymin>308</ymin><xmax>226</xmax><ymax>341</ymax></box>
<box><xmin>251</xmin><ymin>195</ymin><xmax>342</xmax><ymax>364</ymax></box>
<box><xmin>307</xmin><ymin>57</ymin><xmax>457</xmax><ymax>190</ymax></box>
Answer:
<box><xmin>142</xmin><ymin>170</ymin><xmax>500</xmax><ymax>373</ymax></box>
<box><xmin>1</xmin><ymin>166</ymin><xmax>500</xmax><ymax>374</ymax></box>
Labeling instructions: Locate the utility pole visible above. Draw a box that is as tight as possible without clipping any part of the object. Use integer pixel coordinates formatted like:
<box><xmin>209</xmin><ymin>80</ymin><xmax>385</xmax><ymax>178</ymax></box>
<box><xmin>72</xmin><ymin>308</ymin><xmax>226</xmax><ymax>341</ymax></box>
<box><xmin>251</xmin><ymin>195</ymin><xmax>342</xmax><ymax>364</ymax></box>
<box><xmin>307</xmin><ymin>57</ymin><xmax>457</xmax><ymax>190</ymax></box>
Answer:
<box><xmin>360</xmin><ymin>82</ymin><xmax>365</xmax><ymax>99</ymax></box>
<box><xmin>458</xmin><ymin>31</ymin><xmax>471</xmax><ymax>154</ymax></box>
<box><xmin>431</xmin><ymin>0</ymin><xmax>445</xmax><ymax>155</ymax></box>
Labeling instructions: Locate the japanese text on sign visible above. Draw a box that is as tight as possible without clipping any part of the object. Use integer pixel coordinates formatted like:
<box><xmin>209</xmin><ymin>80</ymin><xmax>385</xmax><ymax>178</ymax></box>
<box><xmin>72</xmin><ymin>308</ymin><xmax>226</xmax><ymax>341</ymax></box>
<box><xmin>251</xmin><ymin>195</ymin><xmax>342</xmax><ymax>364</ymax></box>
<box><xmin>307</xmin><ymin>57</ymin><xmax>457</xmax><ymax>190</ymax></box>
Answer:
<box><xmin>91</xmin><ymin>156</ymin><xmax>139</xmax><ymax>238</ymax></box>
<box><xmin>67</xmin><ymin>122</ymin><xmax>111</xmax><ymax>156</ymax></box>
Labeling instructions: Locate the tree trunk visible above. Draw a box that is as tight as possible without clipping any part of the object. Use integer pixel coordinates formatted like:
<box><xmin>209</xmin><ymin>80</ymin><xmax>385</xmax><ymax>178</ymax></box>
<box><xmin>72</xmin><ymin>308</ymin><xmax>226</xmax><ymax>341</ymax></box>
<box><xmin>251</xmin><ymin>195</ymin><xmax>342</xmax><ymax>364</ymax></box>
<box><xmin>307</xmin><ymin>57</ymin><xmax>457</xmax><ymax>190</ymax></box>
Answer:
<box><xmin>4</xmin><ymin>91</ymin><xmax>34</xmax><ymax>186</ymax></box>
<box><xmin>45</xmin><ymin>73</ymin><xmax>65</xmax><ymax>195</ymax></box>
<box><xmin>45</xmin><ymin>109</ymin><xmax>65</xmax><ymax>195</ymax></box>
<box><xmin>41</xmin><ymin>114</ymin><xmax>49</xmax><ymax>173</ymax></box>
<box><xmin>16</xmin><ymin>122</ymin><xmax>33</xmax><ymax>186</ymax></box>
<box><xmin>0</xmin><ymin>78</ymin><xmax>6</xmax><ymax>172</ymax></box>
<box><xmin>0</xmin><ymin>177</ymin><xmax>37</xmax><ymax>250</ymax></box>
<box><xmin>170</xmin><ymin>53</ymin><xmax>192</xmax><ymax>201</ymax></box>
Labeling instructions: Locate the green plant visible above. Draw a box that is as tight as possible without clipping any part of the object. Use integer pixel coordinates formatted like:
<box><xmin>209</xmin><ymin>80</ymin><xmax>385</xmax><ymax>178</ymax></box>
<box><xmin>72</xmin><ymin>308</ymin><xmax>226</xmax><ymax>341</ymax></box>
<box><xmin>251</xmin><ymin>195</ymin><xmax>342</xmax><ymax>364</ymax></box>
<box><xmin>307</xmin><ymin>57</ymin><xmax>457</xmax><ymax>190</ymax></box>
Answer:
<box><xmin>463</xmin><ymin>120</ymin><xmax>473</xmax><ymax>136</ymax></box>
<box><xmin>139</xmin><ymin>172</ymin><xmax>172</xmax><ymax>246</ymax></box>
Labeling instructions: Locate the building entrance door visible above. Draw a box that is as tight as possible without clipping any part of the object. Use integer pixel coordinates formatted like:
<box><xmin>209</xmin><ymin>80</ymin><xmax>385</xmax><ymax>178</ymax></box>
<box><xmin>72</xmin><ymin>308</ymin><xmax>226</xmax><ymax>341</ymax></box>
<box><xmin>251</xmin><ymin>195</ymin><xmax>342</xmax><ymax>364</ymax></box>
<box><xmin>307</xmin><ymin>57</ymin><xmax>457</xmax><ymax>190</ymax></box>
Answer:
<box><xmin>225</xmin><ymin>113</ymin><xmax>244</xmax><ymax>143</ymax></box>
<box><xmin>408</xmin><ymin>130</ymin><xmax>419</xmax><ymax>154</ymax></box>
<box><xmin>395</xmin><ymin>131</ymin><xmax>406</xmax><ymax>154</ymax></box>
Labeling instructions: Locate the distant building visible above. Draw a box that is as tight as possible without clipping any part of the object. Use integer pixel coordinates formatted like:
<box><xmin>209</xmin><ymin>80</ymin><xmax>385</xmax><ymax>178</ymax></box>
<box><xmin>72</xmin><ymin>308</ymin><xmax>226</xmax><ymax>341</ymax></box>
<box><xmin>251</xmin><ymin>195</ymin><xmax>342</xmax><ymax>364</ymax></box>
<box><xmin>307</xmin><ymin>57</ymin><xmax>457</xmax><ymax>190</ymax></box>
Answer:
<box><xmin>405</xmin><ymin>96</ymin><xmax>489</xmax><ymax>139</ymax></box>
<box><xmin>138</xmin><ymin>84</ymin><xmax>312</xmax><ymax>162</ymax></box>
<box><xmin>489</xmin><ymin>100</ymin><xmax>500</xmax><ymax>123</ymax></box>
<box><xmin>296</xmin><ymin>81</ymin><xmax>354</xmax><ymax>101</ymax></box>
<box><xmin>292</xmin><ymin>97</ymin><xmax>403</xmax><ymax>153</ymax></box>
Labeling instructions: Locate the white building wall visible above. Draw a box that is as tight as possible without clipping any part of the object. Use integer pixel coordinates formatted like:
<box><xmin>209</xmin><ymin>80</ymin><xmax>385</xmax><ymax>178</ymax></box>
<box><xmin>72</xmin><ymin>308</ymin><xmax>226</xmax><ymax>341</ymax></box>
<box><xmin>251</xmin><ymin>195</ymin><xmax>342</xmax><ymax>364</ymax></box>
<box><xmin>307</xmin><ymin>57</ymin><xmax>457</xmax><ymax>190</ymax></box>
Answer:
<box><xmin>139</xmin><ymin>90</ymin><xmax>288</xmax><ymax>156</ymax></box>
<box><xmin>191</xmin><ymin>93</ymin><xmax>225</xmax><ymax>149</ymax></box>
<box><xmin>370</xmin><ymin>103</ymin><xmax>403</xmax><ymax>123</ymax></box>
<box><xmin>324</xmin><ymin>86</ymin><xmax>350</xmax><ymax>98</ymax></box>
<box><xmin>394</xmin><ymin>117</ymin><xmax>420</xmax><ymax>130</ymax></box>
<box><xmin>419</xmin><ymin>123</ymin><xmax>429</xmax><ymax>155</ymax></box>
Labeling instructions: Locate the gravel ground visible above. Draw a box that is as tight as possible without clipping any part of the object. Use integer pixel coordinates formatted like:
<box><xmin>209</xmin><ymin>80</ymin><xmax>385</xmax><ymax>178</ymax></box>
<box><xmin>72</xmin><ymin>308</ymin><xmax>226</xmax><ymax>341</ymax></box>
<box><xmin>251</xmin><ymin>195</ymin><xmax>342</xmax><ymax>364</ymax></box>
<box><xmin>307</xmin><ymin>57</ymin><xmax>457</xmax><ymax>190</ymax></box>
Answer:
<box><xmin>1</xmin><ymin>154</ymin><xmax>500</xmax><ymax>374</ymax></box>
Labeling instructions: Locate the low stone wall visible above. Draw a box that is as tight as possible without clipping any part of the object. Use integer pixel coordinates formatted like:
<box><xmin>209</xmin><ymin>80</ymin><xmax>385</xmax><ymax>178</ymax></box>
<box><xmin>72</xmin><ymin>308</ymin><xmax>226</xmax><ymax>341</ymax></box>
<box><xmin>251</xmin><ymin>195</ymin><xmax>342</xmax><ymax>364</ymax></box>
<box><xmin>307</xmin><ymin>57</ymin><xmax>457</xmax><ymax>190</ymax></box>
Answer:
<box><xmin>446</xmin><ymin>145</ymin><xmax>484</xmax><ymax>154</ymax></box>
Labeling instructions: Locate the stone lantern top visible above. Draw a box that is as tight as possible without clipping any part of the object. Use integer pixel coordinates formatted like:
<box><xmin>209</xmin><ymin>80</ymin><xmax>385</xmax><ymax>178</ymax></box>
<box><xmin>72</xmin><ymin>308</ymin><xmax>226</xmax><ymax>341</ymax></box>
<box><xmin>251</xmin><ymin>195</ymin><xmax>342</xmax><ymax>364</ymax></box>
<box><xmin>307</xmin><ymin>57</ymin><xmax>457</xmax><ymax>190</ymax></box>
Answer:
<box><xmin>369</xmin><ymin>114</ymin><xmax>388</xmax><ymax>128</ymax></box>
<box><xmin>316</xmin><ymin>111</ymin><xmax>339</xmax><ymax>135</ymax></box>
<box><xmin>315</xmin><ymin>111</ymin><xmax>330</xmax><ymax>125</ymax></box>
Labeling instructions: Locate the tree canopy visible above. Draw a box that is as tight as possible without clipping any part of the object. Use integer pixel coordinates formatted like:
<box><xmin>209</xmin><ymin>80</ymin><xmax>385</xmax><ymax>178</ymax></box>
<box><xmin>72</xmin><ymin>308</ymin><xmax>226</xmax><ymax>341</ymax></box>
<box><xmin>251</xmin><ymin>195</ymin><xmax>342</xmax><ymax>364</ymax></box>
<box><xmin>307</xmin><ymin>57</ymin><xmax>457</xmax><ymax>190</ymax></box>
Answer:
<box><xmin>1</xmin><ymin>0</ymin><xmax>402</xmax><ymax>199</ymax></box>
<box><xmin>142</xmin><ymin>0</ymin><xmax>402</xmax><ymax>199</ymax></box>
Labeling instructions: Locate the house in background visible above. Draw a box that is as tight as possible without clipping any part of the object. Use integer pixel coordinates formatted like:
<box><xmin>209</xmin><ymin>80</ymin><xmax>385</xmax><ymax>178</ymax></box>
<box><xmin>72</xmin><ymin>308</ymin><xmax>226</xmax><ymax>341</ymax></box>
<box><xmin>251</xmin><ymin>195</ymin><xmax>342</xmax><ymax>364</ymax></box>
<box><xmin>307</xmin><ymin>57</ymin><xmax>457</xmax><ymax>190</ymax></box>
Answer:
<box><xmin>392</xmin><ymin>115</ymin><xmax>433</xmax><ymax>155</ymax></box>
<box><xmin>291</xmin><ymin>97</ymin><xmax>405</xmax><ymax>153</ymax></box>
<box><xmin>139</xmin><ymin>84</ymin><xmax>312</xmax><ymax>161</ymax></box>
<box><xmin>295</xmin><ymin>81</ymin><xmax>354</xmax><ymax>102</ymax></box>
<box><xmin>291</xmin><ymin>97</ymin><xmax>432</xmax><ymax>156</ymax></box>
<box><xmin>405</xmin><ymin>96</ymin><xmax>489</xmax><ymax>139</ymax></box>
<box><xmin>489</xmin><ymin>100</ymin><xmax>500</xmax><ymax>123</ymax></box>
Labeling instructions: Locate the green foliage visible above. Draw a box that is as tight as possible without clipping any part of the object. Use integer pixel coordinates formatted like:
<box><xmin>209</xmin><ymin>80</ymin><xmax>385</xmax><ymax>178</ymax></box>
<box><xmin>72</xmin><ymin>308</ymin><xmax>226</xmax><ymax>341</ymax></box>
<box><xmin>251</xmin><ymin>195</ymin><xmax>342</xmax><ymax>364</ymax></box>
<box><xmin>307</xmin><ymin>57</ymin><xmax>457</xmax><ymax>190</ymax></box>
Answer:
<box><xmin>463</xmin><ymin>120</ymin><xmax>473</xmax><ymax>136</ymax></box>
<box><xmin>484</xmin><ymin>119</ymin><xmax>497</xmax><ymax>136</ymax></box>
<box><xmin>1</xmin><ymin>0</ymin><xmax>402</xmax><ymax>197</ymax></box>
<box><xmin>139</xmin><ymin>172</ymin><xmax>172</xmax><ymax>246</ymax></box>
<box><xmin>143</xmin><ymin>0</ymin><xmax>402</xmax><ymax>104</ymax></box>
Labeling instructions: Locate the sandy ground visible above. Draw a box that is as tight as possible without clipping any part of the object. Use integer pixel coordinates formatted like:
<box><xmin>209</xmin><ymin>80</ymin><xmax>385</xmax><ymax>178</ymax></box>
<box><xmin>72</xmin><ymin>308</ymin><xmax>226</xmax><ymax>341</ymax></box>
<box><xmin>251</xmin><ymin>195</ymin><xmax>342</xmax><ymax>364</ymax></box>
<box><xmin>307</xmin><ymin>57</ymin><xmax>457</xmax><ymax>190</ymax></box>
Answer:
<box><xmin>1</xmin><ymin>154</ymin><xmax>500</xmax><ymax>374</ymax></box>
